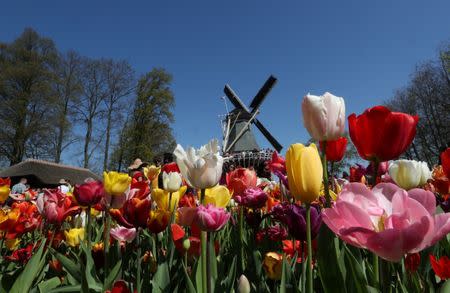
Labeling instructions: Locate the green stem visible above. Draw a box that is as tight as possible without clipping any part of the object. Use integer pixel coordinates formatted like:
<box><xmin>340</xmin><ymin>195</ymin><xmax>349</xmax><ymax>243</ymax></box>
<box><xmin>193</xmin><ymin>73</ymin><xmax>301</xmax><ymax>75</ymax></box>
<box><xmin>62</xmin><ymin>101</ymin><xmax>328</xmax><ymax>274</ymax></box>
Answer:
<box><xmin>306</xmin><ymin>204</ymin><xmax>313</xmax><ymax>293</ymax></box>
<box><xmin>322</xmin><ymin>141</ymin><xmax>331</xmax><ymax>207</ymax></box>
<box><xmin>373</xmin><ymin>254</ymin><xmax>379</xmax><ymax>286</ymax></box>
<box><xmin>136</xmin><ymin>229</ymin><xmax>142</xmax><ymax>293</ymax></box>
<box><xmin>103</xmin><ymin>208</ymin><xmax>112</xmax><ymax>289</ymax></box>
<box><xmin>86</xmin><ymin>206</ymin><xmax>92</xmax><ymax>250</ymax></box>
<box><xmin>301</xmin><ymin>241</ymin><xmax>306</xmax><ymax>293</ymax></box>
<box><xmin>200</xmin><ymin>189</ymin><xmax>208</xmax><ymax>293</ymax></box>
<box><xmin>207</xmin><ymin>232</ymin><xmax>212</xmax><ymax>293</ymax></box>
<box><xmin>239</xmin><ymin>206</ymin><xmax>245</xmax><ymax>273</ymax></box>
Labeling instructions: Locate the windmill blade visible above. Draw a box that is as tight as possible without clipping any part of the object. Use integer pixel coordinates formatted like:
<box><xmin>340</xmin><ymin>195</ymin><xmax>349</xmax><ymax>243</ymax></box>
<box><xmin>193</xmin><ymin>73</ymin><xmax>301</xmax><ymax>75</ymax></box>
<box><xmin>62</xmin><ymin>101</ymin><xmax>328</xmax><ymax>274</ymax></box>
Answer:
<box><xmin>253</xmin><ymin>119</ymin><xmax>283</xmax><ymax>152</ymax></box>
<box><xmin>249</xmin><ymin>75</ymin><xmax>277</xmax><ymax>111</ymax></box>
<box><xmin>224</xmin><ymin>85</ymin><xmax>249</xmax><ymax>111</ymax></box>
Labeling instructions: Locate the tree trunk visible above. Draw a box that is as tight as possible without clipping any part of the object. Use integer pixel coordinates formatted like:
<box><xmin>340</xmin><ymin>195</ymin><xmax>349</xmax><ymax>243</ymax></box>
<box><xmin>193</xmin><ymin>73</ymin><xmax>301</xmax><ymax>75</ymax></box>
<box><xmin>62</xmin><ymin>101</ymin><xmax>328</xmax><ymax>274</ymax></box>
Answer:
<box><xmin>103</xmin><ymin>108</ymin><xmax>113</xmax><ymax>171</ymax></box>
<box><xmin>84</xmin><ymin>118</ymin><xmax>93</xmax><ymax>168</ymax></box>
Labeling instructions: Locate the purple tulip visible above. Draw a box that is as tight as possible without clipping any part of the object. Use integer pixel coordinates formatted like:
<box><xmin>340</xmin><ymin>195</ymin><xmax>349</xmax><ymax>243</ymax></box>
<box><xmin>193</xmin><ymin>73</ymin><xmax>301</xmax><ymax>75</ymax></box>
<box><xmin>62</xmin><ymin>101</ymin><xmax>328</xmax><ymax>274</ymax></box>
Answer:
<box><xmin>271</xmin><ymin>203</ymin><xmax>322</xmax><ymax>241</ymax></box>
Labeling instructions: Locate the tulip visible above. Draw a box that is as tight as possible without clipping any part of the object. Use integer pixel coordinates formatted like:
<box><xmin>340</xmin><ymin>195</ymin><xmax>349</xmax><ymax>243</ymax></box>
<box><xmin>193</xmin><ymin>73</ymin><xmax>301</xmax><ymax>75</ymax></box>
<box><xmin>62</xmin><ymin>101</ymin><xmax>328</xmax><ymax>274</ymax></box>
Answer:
<box><xmin>272</xmin><ymin>203</ymin><xmax>321</xmax><ymax>241</ymax></box>
<box><xmin>162</xmin><ymin>171</ymin><xmax>183</xmax><ymax>193</ymax></box>
<box><xmin>263</xmin><ymin>252</ymin><xmax>283</xmax><ymax>280</ymax></box>
<box><xmin>152</xmin><ymin>186</ymin><xmax>187</xmax><ymax>211</ymax></box>
<box><xmin>5</xmin><ymin>244</ymin><xmax>33</xmax><ymax>264</ymax></box>
<box><xmin>103</xmin><ymin>171</ymin><xmax>131</xmax><ymax>196</ymax></box>
<box><xmin>105</xmin><ymin>280</ymin><xmax>131</xmax><ymax>293</ymax></box>
<box><xmin>430</xmin><ymin>255</ymin><xmax>450</xmax><ymax>280</ymax></box>
<box><xmin>442</xmin><ymin>147</ymin><xmax>450</xmax><ymax>179</ymax></box>
<box><xmin>349</xmin><ymin>164</ymin><xmax>367</xmax><ymax>183</ymax></box>
<box><xmin>256</xmin><ymin>225</ymin><xmax>288</xmax><ymax>243</ymax></box>
<box><xmin>148</xmin><ymin>209</ymin><xmax>170</xmax><ymax>234</ymax></box>
<box><xmin>348</xmin><ymin>106</ymin><xmax>419</xmax><ymax>162</ymax></box>
<box><xmin>110</xmin><ymin>197</ymin><xmax>151</xmax><ymax>229</ymax></box>
<box><xmin>173</xmin><ymin>139</ymin><xmax>223</xmax><ymax>189</ymax></box>
<box><xmin>237</xmin><ymin>275</ymin><xmax>251</xmax><ymax>293</ymax></box>
<box><xmin>73</xmin><ymin>180</ymin><xmax>104</xmax><ymax>206</ymax></box>
<box><xmin>203</xmin><ymin>185</ymin><xmax>231</xmax><ymax>208</ymax></box>
<box><xmin>285</xmin><ymin>143</ymin><xmax>323</xmax><ymax>203</ymax></box>
<box><xmin>388</xmin><ymin>159</ymin><xmax>432</xmax><ymax>190</ymax></box>
<box><xmin>0</xmin><ymin>178</ymin><xmax>11</xmax><ymax>203</ymax></box>
<box><xmin>226</xmin><ymin>168</ymin><xmax>257</xmax><ymax>196</ymax></box>
<box><xmin>322</xmin><ymin>182</ymin><xmax>450</xmax><ymax>261</ymax></box>
<box><xmin>110</xmin><ymin>226</ymin><xmax>136</xmax><ymax>242</ymax></box>
<box><xmin>319</xmin><ymin>137</ymin><xmax>347</xmax><ymax>162</ymax></box>
<box><xmin>302</xmin><ymin>92</ymin><xmax>346</xmax><ymax>141</ymax></box>
<box><xmin>404</xmin><ymin>253</ymin><xmax>420</xmax><ymax>273</ymax></box>
<box><xmin>269</xmin><ymin>152</ymin><xmax>286</xmax><ymax>174</ymax></box>
<box><xmin>196</xmin><ymin>204</ymin><xmax>230</xmax><ymax>232</ymax></box>
<box><xmin>40</xmin><ymin>190</ymin><xmax>80</xmax><ymax>225</ymax></box>
<box><xmin>5</xmin><ymin>238</ymin><xmax>20</xmax><ymax>250</ymax></box>
<box><xmin>64</xmin><ymin>228</ymin><xmax>85</xmax><ymax>247</ymax></box>
<box><xmin>144</xmin><ymin>165</ymin><xmax>161</xmax><ymax>181</ymax></box>
<box><xmin>234</xmin><ymin>187</ymin><xmax>268</xmax><ymax>209</ymax></box>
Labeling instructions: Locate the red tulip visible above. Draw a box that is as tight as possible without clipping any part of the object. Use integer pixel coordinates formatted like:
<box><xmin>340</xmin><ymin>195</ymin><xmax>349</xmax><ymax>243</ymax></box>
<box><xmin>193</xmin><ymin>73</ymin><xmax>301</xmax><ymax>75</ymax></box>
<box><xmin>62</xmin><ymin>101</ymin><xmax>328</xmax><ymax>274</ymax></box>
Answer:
<box><xmin>226</xmin><ymin>168</ymin><xmax>257</xmax><ymax>196</ymax></box>
<box><xmin>73</xmin><ymin>181</ymin><xmax>105</xmax><ymax>206</ymax></box>
<box><xmin>320</xmin><ymin>137</ymin><xmax>347</xmax><ymax>162</ymax></box>
<box><xmin>405</xmin><ymin>253</ymin><xmax>420</xmax><ymax>273</ymax></box>
<box><xmin>441</xmin><ymin>147</ymin><xmax>450</xmax><ymax>179</ymax></box>
<box><xmin>268</xmin><ymin>152</ymin><xmax>286</xmax><ymax>174</ymax></box>
<box><xmin>348</xmin><ymin>106</ymin><xmax>418</xmax><ymax>162</ymax></box>
<box><xmin>430</xmin><ymin>254</ymin><xmax>450</xmax><ymax>280</ymax></box>
<box><xmin>111</xmin><ymin>197</ymin><xmax>151</xmax><ymax>229</ymax></box>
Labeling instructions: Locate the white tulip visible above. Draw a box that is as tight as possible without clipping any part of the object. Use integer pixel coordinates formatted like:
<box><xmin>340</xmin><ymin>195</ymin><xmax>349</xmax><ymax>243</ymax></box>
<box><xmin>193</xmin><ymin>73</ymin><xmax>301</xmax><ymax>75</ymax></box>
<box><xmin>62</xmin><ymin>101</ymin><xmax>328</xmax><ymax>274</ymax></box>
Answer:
<box><xmin>237</xmin><ymin>274</ymin><xmax>251</xmax><ymax>293</ymax></box>
<box><xmin>302</xmin><ymin>92</ymin><xmax>346</xmax><ymax>141</ymax></box>
<box><xmin>173</xmin><ymin>139</ymin><xmax>223</xmax><ymax>189</ymax></box>
<box><xmin>388</xmin><ymin>159</ymin><xmax>432</xmax><ymax>190</ymax></box>
<box><xmin>162</xmin><ymin>171</ymin><xmax>183</xmax><ymax>192</ymax></box>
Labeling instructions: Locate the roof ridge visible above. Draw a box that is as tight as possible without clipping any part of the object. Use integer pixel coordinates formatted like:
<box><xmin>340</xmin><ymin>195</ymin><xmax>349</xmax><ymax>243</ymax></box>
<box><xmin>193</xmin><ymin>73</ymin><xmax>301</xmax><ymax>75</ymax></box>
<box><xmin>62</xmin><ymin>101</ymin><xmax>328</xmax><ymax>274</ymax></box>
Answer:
<box><xmin>23</xmin><ymin>159</ymin><xmax>97</xmax><ymax>173</ymax></box>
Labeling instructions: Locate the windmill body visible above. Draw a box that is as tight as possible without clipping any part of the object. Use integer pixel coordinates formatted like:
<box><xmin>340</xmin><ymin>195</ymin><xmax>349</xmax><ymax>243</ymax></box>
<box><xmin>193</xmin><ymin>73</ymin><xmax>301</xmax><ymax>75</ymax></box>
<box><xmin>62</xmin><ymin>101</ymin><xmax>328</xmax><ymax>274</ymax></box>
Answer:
<box><xmin>221</xmin><ymin>75</ymin><xmax>282</xmax><ymax>177</ymax></box>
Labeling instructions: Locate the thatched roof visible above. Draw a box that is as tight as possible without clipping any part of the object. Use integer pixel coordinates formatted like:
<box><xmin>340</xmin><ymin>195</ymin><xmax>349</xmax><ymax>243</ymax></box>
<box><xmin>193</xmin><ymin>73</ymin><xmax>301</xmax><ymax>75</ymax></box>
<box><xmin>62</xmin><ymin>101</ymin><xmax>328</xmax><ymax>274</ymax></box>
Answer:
<box><xmin>0</xmin><ymin>159</ymin><xmax>101</xmax><ymax>187</ymax></box>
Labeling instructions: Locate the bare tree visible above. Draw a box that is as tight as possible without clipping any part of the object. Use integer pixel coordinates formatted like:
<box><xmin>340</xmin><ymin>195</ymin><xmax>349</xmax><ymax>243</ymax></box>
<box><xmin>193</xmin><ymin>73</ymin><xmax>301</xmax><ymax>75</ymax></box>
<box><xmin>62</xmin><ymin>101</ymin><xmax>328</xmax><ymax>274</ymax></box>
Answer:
<box><xmin>53</xmin><ymin>50</ymin><xmax>82</xmax><ymax>163</ymax></box>
<box><xmin>73</xmin><ymin>58</ymin><xmax>108</xmax><ymax>168</ymax></box>
<box><xmin>386</xmin><ymin>44</ymin><xmax>450</xmax><ymax>166</ymax></box>
<box><xmin>102</xmin><ymin>59</ymin><xmax>134</xmax><ymax>171</ymax></box>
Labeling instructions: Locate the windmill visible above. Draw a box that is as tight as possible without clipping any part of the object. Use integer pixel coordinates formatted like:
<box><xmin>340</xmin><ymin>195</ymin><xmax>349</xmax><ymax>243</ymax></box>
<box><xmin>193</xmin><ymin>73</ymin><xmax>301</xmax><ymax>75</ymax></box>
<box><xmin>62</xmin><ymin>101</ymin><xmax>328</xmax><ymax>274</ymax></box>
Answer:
<box><xmin>221</xmin><ymin>75</ymin><xmax>283</xmax><ymax>176</ymax></box>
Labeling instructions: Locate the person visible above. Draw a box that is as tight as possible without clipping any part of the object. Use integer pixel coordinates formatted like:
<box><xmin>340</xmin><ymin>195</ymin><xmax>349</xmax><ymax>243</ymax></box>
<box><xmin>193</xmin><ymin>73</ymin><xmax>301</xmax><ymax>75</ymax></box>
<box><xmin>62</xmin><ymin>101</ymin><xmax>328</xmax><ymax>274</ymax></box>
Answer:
<box><xmin>58</xmin><ymin>179</ymin><xmax>70</xmax><ymax>194</ymax></box>
<box><xmin>128</xmin><ymin>158</ymin><xmax>149</xmax><ymax>177</ymax></box>
<box><xmin>11</xmin><ymin>178</ymin><xmax>27</xmax><ymax>194</ymax></box>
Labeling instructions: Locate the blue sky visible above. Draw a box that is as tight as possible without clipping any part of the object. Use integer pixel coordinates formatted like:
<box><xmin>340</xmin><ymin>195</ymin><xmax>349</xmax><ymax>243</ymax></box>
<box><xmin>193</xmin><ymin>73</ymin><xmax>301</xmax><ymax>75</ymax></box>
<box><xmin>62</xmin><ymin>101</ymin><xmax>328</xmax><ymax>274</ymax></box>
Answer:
<box><xmin>1</xmin><ymin>1</ymin><xmax>449</xmax><ymax>160</ymax></box>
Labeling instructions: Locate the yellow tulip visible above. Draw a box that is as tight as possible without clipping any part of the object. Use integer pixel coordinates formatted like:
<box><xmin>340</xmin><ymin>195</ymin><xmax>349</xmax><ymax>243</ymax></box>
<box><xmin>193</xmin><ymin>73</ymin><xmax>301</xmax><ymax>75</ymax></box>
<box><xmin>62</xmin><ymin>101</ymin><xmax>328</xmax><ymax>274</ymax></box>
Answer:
<box><xmin>151</xmin><ymin>186</ymin><xmax>187</xmax><ymax>211</ymax></box>
<box><xmin>144</xmin><ymin>165</ymin><xmax>161</xmax><ymax>181</ymax></box>
<box><xmin>263</xmin><ymin>252</ymin><xmax>283</xmax><ymax>280</ymax></box>
<box><xmin>0</xmin><ymin>185</ymin><xmax>10</xmax><ymax>203</ymax></box>
<box><xmin>103</xmin><ymin>171</ymin><xmax>131</xmax><ymax>196</ymax></box>
<box><xmin>64</xmin><ymin>228</ymin><xmax>85</xmax><ymax>247</ymax></box>
<box><xmin>203</xmin><ymin>185</ymin><xmax>231</xmax><ymax>208</ymax></box>
<box><xmin>5</xmin><ymin>238</ymin><xmax>20</xmax><ymax>250</ymax></box>
<box><xmin>286</xmin><ymin>143</ymin><xmax>323</xmax><ymax>203</ymax></box>
<box><xmin>0</xmin><ymin>208</ymin><xmax>20</xmax><ymax>229</ymax></box>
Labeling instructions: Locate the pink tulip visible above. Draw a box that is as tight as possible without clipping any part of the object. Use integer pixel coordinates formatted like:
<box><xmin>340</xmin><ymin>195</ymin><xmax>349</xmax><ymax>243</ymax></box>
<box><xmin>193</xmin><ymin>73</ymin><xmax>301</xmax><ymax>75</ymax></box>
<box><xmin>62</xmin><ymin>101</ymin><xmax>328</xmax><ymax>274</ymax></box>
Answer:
<box><xmin>196</xmin><ymin>204</ymin><xmax>230</xmax><ymax>232</ymax></box>
<box><xmin>322</xmin><ymin>183</ymin><xmax>450</xmax><ymax>261</ymax></box>
<box><xmin>40</xmin><ymin>190</ymin><xmax>80</xmax><ymax>225</ymax></box>
<box><xmin>110</xmin><ymin>226</ymin><xmax>136</xmax><ymax>242</ymax></box>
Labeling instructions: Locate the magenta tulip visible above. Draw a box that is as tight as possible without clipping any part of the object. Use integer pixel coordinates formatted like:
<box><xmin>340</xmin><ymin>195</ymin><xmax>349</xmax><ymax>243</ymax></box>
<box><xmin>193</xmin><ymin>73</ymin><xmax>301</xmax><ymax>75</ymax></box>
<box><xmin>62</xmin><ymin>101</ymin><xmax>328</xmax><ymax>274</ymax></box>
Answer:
<box><xmin>235</xmin><ymin>188</ymin><xmax>268</xmax><ymax>209</ymax></box>
<box><xmin>322</xmin><ymin>183</ymin><xmax>450</xmax><ymax>261</ymax></box>
<box><xmin>196</xmin><ymin>204</ymin><xmax>230</xmax><ymax>232</ymax></box>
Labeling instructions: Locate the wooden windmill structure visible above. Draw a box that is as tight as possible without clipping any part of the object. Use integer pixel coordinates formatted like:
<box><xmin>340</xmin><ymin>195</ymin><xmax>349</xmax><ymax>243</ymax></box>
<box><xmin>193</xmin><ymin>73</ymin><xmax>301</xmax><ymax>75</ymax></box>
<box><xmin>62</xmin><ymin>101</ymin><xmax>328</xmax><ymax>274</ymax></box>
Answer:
<box><xmin>221</xmin><ymin>75</ymin><xmax>283</xmax><ymax>176</ymax></box>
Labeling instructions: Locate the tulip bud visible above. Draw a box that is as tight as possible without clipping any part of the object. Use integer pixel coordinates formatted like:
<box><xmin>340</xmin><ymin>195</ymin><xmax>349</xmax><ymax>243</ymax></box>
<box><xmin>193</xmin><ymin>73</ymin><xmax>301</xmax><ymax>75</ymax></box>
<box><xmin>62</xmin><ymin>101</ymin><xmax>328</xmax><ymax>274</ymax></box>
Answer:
<box><xmin>302</xmin><ymin>92</ymin><xmax>345</xmax><ymax>141</ymax></box>
<box><xmin>162</xmin><ymin>171</ymin><xmax>183</xmax><ymax>192</ymax></box>
<box><xmin>183</xmin><ymin>238</ymin><xmax>191</xmax><ymax>250</ymax></box>
<box><xmin>103</xmin><ymin>171</ymin><xmax>131</xmax><ymax>196</ymax></box>
<box><xmin>286</xmin><ymin>143</ymin><xmax>323</xmax><ymax>203</ymax></box>
<box><xmin>237</xmin><ymin>274</ymin><xmax>251</xmax><ymax>293</ymax></box>
<box><xmin>388</xmin><ymin>160</ymin><xmax>432</xmax><ymax>190</ymax></box>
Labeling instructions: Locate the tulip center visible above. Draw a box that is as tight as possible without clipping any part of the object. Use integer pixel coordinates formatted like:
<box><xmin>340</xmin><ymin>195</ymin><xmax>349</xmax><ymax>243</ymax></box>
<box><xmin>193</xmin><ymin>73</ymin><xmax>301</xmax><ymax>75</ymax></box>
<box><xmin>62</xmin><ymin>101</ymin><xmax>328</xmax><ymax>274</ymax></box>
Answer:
<box><xmin>375</xmin><ymin>215</ymin><xmax>386</xmax><ymax>232</ymax></box>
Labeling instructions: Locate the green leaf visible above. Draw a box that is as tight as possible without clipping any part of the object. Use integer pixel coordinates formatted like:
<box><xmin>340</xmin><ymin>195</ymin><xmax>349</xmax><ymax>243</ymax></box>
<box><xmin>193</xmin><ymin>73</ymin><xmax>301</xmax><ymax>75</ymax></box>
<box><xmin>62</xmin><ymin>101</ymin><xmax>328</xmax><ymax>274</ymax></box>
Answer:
<box><xmin>280</xmin><ymin>257</ymin><xmax>287</xmax><ymax>293</ymax></box>
<box><xmin>344</xmin><ymin>245</ymin><xmax>369</xmax><ymax>293</ymax></box>
<box><xmin>80</xmin><ymin>242</ymin><xmax>103</xmax><ymax>292</ymax></box>
<box><xmin>440</xmin><ymin>280</ymin><xmax>450</xmax><ymax>293</ymax></box>
<box><xmin>316</xmin><ymin>225</ymin><xmax>346</xmax><ymax>293</ymax></box>
<box><xmin>38</xmin><ymin>277</ymin><xmax>61</xmax><ymax>293</ymax></box>
<box><xmin>195</xmin><ymin>259</ymin><xmax>203</xmax><ymax>293</ymax></box>
<box><xmin>182</xmin><ymin>263</ymin><xmax>197</xmax><ymax>293</ymax></box>
<box><xmin>49</xmin><ymin>248</ymin><xmax>82</xmax><ymax>283</ymax></box>
<box><xmin>104</xmin><ymin>260</ymin><xmax>122</xmax><ymax>290</ymax></box>
<box><xmin>151</xmin><ymin>262</ymin><xmax>170</xmax><ymax>291</ymax></box>
<box><xmin>10</xmin><ymin>240</ymin><xmax>48</xmax><ymax>293</ymax></box>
